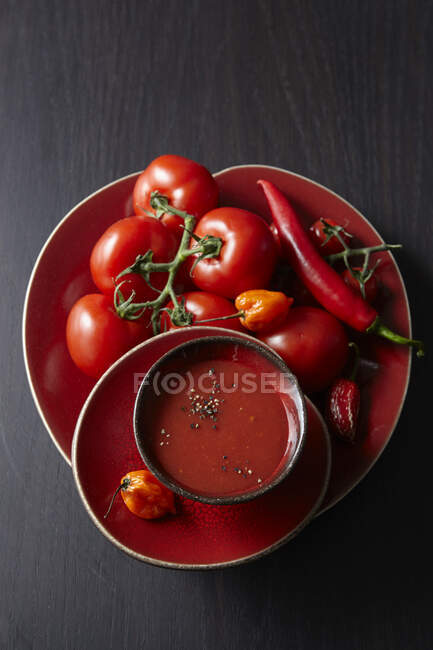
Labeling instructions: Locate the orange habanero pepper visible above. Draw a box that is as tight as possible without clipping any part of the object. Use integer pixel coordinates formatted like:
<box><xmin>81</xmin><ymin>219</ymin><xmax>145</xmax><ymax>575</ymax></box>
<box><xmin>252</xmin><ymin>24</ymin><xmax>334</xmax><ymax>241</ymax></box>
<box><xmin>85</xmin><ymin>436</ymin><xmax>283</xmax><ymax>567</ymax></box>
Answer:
<box><xmin>105</xmin><ymin>469</ymin><xmax>176</xmax><ymax>520</ymax></box>
<box><xmin>235</xmin><ymin>289</ymin><xmax>293</xmax><ymax>333</ymax></box>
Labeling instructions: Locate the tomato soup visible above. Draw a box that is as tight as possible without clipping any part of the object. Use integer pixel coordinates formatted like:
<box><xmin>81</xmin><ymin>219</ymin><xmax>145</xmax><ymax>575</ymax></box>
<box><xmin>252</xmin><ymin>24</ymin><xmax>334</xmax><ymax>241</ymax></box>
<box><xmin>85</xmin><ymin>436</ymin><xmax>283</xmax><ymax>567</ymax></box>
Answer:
<box><xmin>135</xmin><ymin>339</ymin><xmax>303</xmax><ymax>500</ymax></box>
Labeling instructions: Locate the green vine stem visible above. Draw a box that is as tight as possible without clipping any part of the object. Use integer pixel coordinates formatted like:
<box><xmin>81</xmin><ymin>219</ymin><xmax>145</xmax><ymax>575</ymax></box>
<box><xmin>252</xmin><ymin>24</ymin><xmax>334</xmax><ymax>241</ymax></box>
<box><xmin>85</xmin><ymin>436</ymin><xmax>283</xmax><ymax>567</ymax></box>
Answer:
<box><xmin>321</xmin><ymin>222</ymin><xmax>424</xmax><ymax>355</ymax></box>
<box><xmin>326</xmin><ymin>243</ymin><xmax>402</xmax><ymax>265</ymax></box>
<box><xmin>322</xmin><ymin>219</ymin><xmax>402</xmax><ymax>299</ymax></box>
<box><xmin>113</xmin><ymin>191</ymin><xmax>223</xmax><ymax>334</ymax></box>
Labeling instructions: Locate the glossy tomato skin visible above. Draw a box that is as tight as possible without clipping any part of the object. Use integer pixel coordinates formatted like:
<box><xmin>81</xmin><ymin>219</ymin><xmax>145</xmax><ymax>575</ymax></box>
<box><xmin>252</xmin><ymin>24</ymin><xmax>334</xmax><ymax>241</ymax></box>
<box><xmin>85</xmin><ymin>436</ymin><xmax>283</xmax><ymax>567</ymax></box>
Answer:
<box><xmin>161</xmin><ymin>291</ymin><xmax>243</xmax><ymax>332</ymax></box>
<box><xmin>309</xmin><ymin>218</ymin><xmax>351</xmax><ymax>256</ymax></box>
<box><xmin>270</xmin><ymin>223</ymin><xmax>283</xmax><ymax>257</ymax></box>
<box><xmin>259</xmin><ymin>306</ymin><xmax>349</xmax><ymax>393</ymax></box>
<box><xmin>90</xmin><ymin>216</ymin><xmax>177</xmax><ymax>303</ymax></box>
<box><xmin>190</xmin><ymin>208</ymin><xmax>277</xmax><ymax>299</ymax></box>
<box><xmin>66</xmin><ymin>294</ymin><xmax>150</xmax><ymax>378</ymax></box>
<box><xmin>133</xmin><ymin>155</ymin><xmax>219</xmax><ymax>237</ymax></box>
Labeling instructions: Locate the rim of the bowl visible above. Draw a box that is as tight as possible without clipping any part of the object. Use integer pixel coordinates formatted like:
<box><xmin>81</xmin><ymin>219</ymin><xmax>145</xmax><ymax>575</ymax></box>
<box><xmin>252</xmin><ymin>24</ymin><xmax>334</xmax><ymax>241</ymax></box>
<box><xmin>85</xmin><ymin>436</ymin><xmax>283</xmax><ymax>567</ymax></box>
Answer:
<box><xmin>72</xmin><ymin>330</ymin><xmax>331</xmax><ymax>570</ymax></box>
<box><xmin>24</xmin><ymin>164</ymin><xmax>412</xmax><ymax>515</ymax></box>
<box><xmin>133</xmin><ymin>334</ymin><xmax>307</xmax><ymax>505</ymax></box>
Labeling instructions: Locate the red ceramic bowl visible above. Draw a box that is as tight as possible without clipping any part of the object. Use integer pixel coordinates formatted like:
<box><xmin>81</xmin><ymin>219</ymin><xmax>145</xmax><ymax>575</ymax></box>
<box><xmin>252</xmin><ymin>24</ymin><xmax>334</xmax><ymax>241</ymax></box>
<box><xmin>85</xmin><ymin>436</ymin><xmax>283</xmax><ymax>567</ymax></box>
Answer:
<box><xmin>72</xmin><ymin>329</ymin><xmax>331</xmax><ymax>569</ymax></box>
<box><xmin>134</xmin><ymin>335</ymin><xmax>307</xmax><ymax>505</ymax></box>
<box><xmin>23</xmin><ymin>164</ymin><xmax>412</xmax><ymax>513</ymax></box>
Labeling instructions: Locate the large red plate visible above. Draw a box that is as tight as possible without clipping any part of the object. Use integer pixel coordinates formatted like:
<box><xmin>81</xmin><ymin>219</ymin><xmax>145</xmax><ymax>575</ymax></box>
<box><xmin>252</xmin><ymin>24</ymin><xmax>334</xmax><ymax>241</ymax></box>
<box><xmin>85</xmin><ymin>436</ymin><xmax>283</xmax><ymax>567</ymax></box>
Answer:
<box><xmin>72</xmin><ymin>327</ymin><xmax>331</xmax><ymax>569</ymax></box>
<box><xmin>23</xmin><ymin>165</ymin><xmax>411</xmax><ymax>512</ymax></box>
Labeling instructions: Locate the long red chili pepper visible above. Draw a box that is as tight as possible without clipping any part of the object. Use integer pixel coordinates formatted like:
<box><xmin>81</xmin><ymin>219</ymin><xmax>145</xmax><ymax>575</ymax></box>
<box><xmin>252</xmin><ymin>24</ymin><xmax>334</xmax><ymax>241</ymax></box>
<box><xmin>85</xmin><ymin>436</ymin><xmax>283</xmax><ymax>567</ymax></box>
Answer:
<box><xmin>258</xmin><ymin>180</ymin><xmax>424</xmax><ymax>357</ymax></box>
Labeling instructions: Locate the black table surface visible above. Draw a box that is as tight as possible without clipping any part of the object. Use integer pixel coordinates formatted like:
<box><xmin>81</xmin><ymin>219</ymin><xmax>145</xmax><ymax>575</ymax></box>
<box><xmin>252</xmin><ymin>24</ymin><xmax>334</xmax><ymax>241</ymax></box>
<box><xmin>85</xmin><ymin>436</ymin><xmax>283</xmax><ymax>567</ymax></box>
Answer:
<box><xmin>1</xmin><ymin>1</ymin><xmax>432</xmax><ymax>648</ymax></box>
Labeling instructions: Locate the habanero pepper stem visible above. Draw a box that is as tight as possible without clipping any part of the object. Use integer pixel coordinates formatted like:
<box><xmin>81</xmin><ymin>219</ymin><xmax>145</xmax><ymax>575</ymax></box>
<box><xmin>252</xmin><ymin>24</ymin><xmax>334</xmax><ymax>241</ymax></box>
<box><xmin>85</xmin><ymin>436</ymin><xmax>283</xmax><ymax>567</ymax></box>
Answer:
<box><xmin>257</xmin><ymin>180</ymin><xmax>424</xmax><ymax>357</ymax></box>
<box><xmin>104</xmin><ymin>478</ymin><xmax>129</xmax><ymax>518</ymax></box>
<box><xmin>195</xmin><ymin>311</ymin><xmax>244</xmax><ymax>324</ymax></box>
<box><xmin>113</xmin><ymin>191</ymin><xmax>223</xmax><ymax>334</ymax></box>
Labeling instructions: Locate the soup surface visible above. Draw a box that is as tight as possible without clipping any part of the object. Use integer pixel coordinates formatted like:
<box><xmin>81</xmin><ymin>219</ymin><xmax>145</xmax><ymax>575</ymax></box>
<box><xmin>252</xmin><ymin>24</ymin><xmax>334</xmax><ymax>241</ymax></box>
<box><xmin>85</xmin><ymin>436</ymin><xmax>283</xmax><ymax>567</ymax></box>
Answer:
<box><xmin>145</xmin><ymin>354</ymin><xmax>294</xmax><ymax>497</ymax></box>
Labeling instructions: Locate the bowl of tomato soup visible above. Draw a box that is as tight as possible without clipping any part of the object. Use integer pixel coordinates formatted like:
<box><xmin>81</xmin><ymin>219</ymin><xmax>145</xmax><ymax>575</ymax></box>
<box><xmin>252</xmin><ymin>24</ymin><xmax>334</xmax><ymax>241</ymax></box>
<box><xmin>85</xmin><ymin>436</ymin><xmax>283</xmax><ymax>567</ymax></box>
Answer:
<box><xmin>134</xmin><ymin>335</ymin><xmax>307</xmax><ymax>504</ymax></box>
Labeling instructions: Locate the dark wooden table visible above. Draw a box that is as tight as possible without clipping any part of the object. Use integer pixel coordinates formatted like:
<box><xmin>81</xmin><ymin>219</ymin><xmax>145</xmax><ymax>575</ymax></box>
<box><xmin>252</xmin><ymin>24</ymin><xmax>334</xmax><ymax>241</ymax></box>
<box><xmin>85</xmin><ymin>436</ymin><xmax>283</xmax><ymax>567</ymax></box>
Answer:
<box><xmin>1</xmin><ymin>1</ymin><xmax>432</xmax><ymax>648</ymax></box>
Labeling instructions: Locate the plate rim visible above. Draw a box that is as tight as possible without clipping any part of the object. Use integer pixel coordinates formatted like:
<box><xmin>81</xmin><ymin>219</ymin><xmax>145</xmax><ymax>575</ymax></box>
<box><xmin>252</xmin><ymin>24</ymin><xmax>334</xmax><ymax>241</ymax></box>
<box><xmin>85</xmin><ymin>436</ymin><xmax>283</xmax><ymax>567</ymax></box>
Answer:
<box><xmin>71</xmin><ymin>328</ymin><xmax>332</xmax><ymax>570</ymax></box>
<box><xmin>22</xmin><ymin>163</ymin><xmax>412</xmax><ymax>514</ymax></box>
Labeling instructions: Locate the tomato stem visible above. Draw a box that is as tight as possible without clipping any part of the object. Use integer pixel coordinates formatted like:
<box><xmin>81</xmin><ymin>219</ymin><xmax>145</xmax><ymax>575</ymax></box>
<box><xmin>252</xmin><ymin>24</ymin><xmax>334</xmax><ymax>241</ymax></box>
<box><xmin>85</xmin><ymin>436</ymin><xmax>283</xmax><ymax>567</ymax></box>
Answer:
<box><xmin>113</xmin><ymin>192</ymin><xmax>223</xmax><ymax>334</ymax></box>
<box><xmin>326</xmin><ymin>243</ymin><xmax>402</xmax><ymax>264</ymax></box>
<box><xmin>324</xmin><ymin>222</ymin><xmax>402</xmax><ymax>300</ymax></box>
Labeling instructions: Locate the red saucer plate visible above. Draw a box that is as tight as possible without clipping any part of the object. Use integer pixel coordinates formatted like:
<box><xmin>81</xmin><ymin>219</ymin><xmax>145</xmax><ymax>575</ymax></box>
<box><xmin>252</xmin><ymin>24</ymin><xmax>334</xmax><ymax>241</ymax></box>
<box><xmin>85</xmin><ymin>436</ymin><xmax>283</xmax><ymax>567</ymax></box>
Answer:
<box><xmin>23</xmin><ymin>165</ymin><xmax>411</xmax><ymax>512</ymax></box>
<box><xmin>72</xmin><ymin>327</ymin><xmax>331</xmax><ymax>569</ymax></box>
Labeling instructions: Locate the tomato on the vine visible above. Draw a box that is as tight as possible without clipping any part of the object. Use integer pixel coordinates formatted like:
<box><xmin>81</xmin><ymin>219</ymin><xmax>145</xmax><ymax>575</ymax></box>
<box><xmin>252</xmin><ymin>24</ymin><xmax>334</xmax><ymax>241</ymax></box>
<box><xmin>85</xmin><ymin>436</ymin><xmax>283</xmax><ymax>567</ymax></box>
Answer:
<box><xmin>161</xmin><ymin>291</ymin><xmax>243</xmax><ymax>332</ymax></box>
<box><xmin>309</xmin><ymin>218</ymin><xmax>351</xmax><ymax>256</ymax></box>
<box><xmin>90</xmin><ymin>216</ymin><xmax>177</xmax><ymax>303</ymax></box>
<box><xmin>259</xmin><ymin>306</ymin><xmax>349</xmax><ymax>393</ymax></box>
<box><xmin>133</xmin><ymin>155</ymin><xmax>219</xmax><ymax>238</ymax></box>
<box><xmin>189</xmin><ymin>207</ymin><xmax>277</xmax><ymax>299</ymax></box>
<box><xmin>66</xmin><ymin>294</ymin><xmax>150</xmax><ymax>378</ymax></box>
<box><xmin>341</xmin><ymin>267</ymin><xmax>378</xmax><ymax>303</ymax></box>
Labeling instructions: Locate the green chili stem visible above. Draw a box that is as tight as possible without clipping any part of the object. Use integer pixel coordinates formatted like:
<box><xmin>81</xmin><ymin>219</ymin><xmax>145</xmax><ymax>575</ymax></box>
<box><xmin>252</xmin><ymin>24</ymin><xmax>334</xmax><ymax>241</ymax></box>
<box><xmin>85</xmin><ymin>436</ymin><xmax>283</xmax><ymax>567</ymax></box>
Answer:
<box><xmin>367</xmin><ymin>317</ymin><xmax>425</xmax><ymax>358</ymax></box>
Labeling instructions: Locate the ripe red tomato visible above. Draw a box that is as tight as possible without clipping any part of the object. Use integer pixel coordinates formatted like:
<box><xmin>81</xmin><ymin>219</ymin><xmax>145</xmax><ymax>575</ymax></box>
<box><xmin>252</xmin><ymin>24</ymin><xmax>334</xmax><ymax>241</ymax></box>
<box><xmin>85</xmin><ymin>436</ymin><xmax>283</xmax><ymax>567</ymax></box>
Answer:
<box><xmin>161</xmin><ymin>291</ymin><xmax>243</xmax><ymax>332</ymax></box>
<box><xmin>189</xmin><ymin>208</ymin><xmax>277</xmax><ymax>299</ymax></box>
<box><xmin>309</xmin><ymin>218</ymin><xmax>351</xmax><ymax>256</ymax></box>
<box><xmin>341</xmin><ymin>267</ymin><xmax>378</xmax><ymax>303</ymax></box>
<box><xmin>133</xmin><ymin>155</ymin><xmax>219</xmax><ymax>237</ymax></box>
<box><xmin>259</xmin><ymin>306</ymin><xmax>349</xmax><ymax>393</ymax></box>
<box><xmin>90</xmin><ymin>216</ymin><xmax>177</xmax><ymax>303</ymax></box>
<box><xmin>66</xmin><ymin>294</ymin><xmax>150</xmax><ymax>378</ymax></box>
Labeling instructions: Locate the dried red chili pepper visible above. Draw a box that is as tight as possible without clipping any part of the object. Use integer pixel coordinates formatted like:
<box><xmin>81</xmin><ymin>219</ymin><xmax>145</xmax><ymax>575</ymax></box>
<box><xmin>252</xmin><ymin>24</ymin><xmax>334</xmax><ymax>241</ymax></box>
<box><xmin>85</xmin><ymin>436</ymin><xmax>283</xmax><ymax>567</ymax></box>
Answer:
<box><xmin>257</xmin><ymin>180</ymin><xmax>424</xmax><ymax>357</ymax></box>
<box><xmin>326</xmin><ymin>343</ymin><xmax>361</xmax><ymax>442</ymax></box>
<box><xmin>104</xmin><ymin>469</ymin><xmax>176</xmax><ymax>520</ymax></box>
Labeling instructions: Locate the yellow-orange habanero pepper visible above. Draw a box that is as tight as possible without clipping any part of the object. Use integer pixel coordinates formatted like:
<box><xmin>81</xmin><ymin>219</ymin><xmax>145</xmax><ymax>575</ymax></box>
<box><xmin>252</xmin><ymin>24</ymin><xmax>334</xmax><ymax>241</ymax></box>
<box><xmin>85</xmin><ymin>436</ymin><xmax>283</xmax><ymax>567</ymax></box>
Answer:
<box><xmin>235</xmin><ymin>289</ymin><xmax>293</xmax><ymax>333</ymax></box>
<box><xmin>105</xmin><ymin>469</ymin><xmax>176</xmax><ymax>520</ymax></box>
